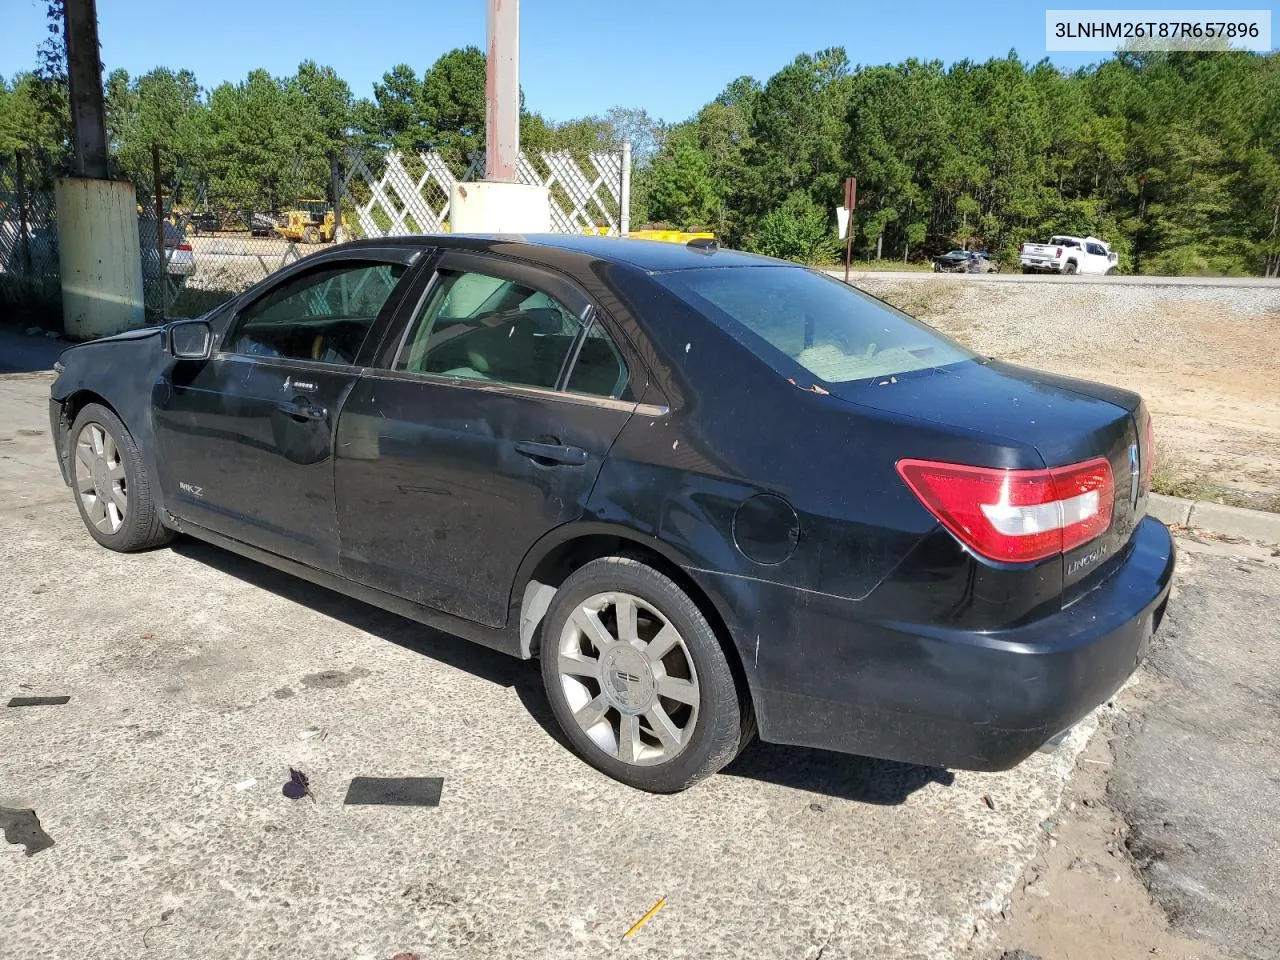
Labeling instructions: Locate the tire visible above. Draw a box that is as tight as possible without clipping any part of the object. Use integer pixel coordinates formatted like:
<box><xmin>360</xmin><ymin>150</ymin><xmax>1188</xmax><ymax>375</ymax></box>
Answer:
<box><xmin>68</xmin><ymin>403</ymin><xmax>173</xmax><ymax>552</ymax></box>
<box><xmin>539</xmin><ymin>556</ymin><xmax>747</xmax><ymax>793</ymax></box>
<box><xmin>302</xmin><ymin>226</ymin><xmax>319</xmax><ymax>244</ymax></box>
<box><xmin>1063</xmin><ymin>261</ymin><xmax>1077</xmax><ymax>275</ymax></box>
<box><xmin>1106</xmin><ymin>267</ymin><xmax>1117</xmax><ymax>276</ymax></box>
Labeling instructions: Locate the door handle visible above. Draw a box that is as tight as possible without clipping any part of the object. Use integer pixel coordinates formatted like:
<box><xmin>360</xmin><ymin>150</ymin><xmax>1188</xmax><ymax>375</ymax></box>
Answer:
<box><xmin>514</xmin><ymin>440</ymin><xmax>588</xmax><ymax>466</ymax></box>
<box><xmin>278</xmin><ymin>399</ymin><xmax>327</xmax><ymax>422</ymax></box>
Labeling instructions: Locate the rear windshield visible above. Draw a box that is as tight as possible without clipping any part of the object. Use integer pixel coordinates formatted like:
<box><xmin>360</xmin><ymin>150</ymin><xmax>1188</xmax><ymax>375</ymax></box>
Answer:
<box><xmin>657</xmin><ymin>266</ymin><xmax>975</xmax><ymax>384</ymax></box>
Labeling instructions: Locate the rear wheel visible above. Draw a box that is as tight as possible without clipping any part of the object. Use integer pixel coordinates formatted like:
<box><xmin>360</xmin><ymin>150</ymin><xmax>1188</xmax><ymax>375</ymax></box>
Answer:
<box><xmin>1063</xmin><ymin>261</ymin><xmax>1077</xmax><ymax>275</ymax></box>
<box><xmin>69</xmin><ymin>403</ymin><xmax>173</xmax><ymax>552</ymax></box>
<box><xmin>539</xmin><ymin>557</ymin><xmax>747</xmax><ymax>793</ymax></box>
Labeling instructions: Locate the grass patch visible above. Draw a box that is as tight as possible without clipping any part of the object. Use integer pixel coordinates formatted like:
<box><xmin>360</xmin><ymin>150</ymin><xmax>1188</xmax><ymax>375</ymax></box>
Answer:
<box><xmin>1151</xmin><ymin>454</ymin><xmax>1280</xmax><ymax>514</ymax></box>
<box><xmin>821</xmin><ymin>259</ymin><xmax>933</xmax><ymax>273</ymax></box>
<box><xmin>868</xmin><ymin>280</ymin><xmax>966</xmax><ymax>319</ymax></box>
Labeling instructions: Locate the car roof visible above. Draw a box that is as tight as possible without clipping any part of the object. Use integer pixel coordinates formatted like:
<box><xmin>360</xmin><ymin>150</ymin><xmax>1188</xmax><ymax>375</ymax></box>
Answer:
<box><xmin>334</xmin><ymin>233</ymin><xmax>790</xmax><ymax>273</ymax></box>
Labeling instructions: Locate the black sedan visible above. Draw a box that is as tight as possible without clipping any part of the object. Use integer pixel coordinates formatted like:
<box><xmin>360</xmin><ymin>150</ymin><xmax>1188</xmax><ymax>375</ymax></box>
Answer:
<box><xmin>933</xmin><ymin>249</ymin><xmax>1000</xmax><ymax>273</ymax></box>
<box><xmin>48</xmin><ymin>235</ymin><xmax>1173</xmax><ymax>793</ymax></box>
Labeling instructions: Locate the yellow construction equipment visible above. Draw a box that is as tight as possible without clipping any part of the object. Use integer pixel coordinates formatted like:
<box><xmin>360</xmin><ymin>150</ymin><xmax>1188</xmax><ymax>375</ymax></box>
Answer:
<box><xmin>275</xmin><ymin>200</ymin><xmax>348</xmax><ymax>244</ymax></box>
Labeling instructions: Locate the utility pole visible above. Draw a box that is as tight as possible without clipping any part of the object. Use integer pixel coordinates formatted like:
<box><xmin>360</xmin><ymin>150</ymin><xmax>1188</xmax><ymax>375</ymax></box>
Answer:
<box><xmin>485</xmin><ymin>0</ymin><xmax>520</xmax><ymax>182</ymax></box>
<box><xmin>453</xmin><ymin>0</ymin><xmax>549</xmax><ymax>233</ymax></box>
<box><xmin>62</xmin><ymin>0</ymin><xmax>109</xmax><ymax>180</ymax></box>
<box><xmin>54</xmin><ymin>0</ymin><xmax>146</xmax><ymax>335</ymax></box>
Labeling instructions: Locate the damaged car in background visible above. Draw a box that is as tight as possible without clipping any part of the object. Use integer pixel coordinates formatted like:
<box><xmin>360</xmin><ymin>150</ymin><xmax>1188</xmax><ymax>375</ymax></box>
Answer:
<box><xmin>47</xmin><ymin>234</ymin><xmax>1173</xmax><ymax>793</ymax></box>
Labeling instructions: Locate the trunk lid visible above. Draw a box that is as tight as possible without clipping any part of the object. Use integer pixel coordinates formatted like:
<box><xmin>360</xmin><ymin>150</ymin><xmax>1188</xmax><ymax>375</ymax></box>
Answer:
<box><xmin>832</xmin><ymin>357</ymin><xmax>1148</xmax><ymax>592</ymax></box>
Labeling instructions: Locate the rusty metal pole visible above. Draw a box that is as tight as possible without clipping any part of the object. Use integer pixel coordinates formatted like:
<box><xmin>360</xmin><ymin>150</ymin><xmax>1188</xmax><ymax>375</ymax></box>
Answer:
<box><xmin>153</xmin><ymin>143</ymin><xmax>166</xmax><ymax>318</ymax></box>
<box><xmin>485</xmin><ymin>0</ymin><xmax>520</xmax><ymax>182</ymax></box>
<box><xmin>63</xmin><ymin>0</ymin><xmax>110</xmax><ymax>180</ymax></box>
<box><xmin>16</xmin><ymin>150</ymin><xmax>31</xmax><ymax>276</ymax></box>
<box><xmin>330</xmin><ymin>154</ymin><xmax>343</xmax><ymax>242</ymax></box>
<box><xmin>843</xmin><ymin>176</ymin><xmax>857</xmax><ymax>284</ymax></box>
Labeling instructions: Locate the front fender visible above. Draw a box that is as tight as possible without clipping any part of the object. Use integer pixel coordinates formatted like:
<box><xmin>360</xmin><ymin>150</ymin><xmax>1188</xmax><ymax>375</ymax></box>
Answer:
<box><xmin>50</xmin><ymin>328</ymin><xmax>169</xmax><ymax>504</ymax></box>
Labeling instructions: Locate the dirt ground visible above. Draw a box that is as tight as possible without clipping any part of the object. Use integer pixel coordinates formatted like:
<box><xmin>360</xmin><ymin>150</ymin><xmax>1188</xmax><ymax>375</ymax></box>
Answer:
<box><xmin>988</xmin><ymin>533</ymin><xmax>1280</xmax><ymax>960</ymax></box>
<box><xmin>863</xmin><ymin>279</ymin><xmax>1280</xmax><ymax>512</ymax></box>
<box><xmin>992</xmin><ymin>726</ymin><xmax>1225</xmax><ymax>960</ymax></box>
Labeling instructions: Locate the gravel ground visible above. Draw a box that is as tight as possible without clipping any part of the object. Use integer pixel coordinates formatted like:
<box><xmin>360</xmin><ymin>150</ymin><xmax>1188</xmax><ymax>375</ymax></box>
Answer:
<box><xmin>860</xmin><ymin>277</ymin><xmax>1280</xmax><ymax>512</ymax></box>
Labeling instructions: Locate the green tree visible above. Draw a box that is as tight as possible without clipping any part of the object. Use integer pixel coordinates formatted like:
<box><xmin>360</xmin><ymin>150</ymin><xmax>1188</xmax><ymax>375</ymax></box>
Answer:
<box><xmin>645</xmin><ymin>130</ymin><xmax>718</xmax><ymax>228</ymax></box>
<box><xmin>421</xmin><ymin>46</ymin><xmax>486</xmax><ymax>156</ymax></box>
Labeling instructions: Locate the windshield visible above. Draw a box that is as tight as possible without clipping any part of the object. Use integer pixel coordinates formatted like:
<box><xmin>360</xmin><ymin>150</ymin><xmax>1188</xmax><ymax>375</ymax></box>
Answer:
<box><xmin>658</xmin><ymin>266</ymin><xmax>975</xmax><ymax>384</ymax></box>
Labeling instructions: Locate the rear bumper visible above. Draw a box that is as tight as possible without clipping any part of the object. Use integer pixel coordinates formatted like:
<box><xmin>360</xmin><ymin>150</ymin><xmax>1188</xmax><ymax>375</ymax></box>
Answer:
<box><xmin>1020</xmin><ymin>260</ymin><xmax>1062</xmax><ymax>272</ymax></box>
<box><xmin>741</xmin><ymin>516</ymin><xmax>1175</xmax><ymax>770</ymax></box>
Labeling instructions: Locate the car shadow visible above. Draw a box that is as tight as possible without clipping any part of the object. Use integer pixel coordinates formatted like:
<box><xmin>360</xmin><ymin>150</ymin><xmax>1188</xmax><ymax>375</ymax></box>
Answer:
<box><xmin>722</xmin><ymin>742</ymin><xmax>954</xmax><ymax>804</ymax></box>
<box><xmin>0</xmin><ymin>328</ymin><xmax>64</xmax><ymax>375</ymax></box>
<box><xmin>173</xmin><ymin>538</ymin><xmax>953</xmax><ymax>806</ymax></box>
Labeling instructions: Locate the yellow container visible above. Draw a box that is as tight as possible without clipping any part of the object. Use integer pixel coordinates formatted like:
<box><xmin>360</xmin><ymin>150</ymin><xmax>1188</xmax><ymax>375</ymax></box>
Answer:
<box><xmin>626</xmin><ymin>229</ymin><xmax>715</xmax><ymax>244</ymax></box>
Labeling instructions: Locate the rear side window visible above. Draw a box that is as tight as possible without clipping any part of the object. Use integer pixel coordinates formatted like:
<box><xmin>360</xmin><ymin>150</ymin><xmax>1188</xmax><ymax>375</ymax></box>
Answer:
<box><xmin>396</xmin><ymin>268</ymin><xmax>583</xmax><ymax>389</ymax></box>
<box><xmin>658</xmin><ymin>266</ymin><xmax>974</xmax><ymax>384</ymax></box>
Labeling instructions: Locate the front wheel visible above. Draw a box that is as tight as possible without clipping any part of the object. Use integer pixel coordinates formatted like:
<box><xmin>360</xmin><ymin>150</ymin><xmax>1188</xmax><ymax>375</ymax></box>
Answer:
<box><xmin>68</xmin><ymin>403</ymin><xmax>173</xmax><ymax>552</ymax></box>
<box><xmin>539</xmin><ymin>557</ymin><xmax>748</xmax><ymax>792</ymax></box>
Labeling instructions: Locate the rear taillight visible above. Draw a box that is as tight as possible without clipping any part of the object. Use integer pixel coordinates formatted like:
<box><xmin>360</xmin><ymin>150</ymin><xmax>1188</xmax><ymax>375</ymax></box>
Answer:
<box><xmin>1055</xmin><ymin>246</ymin><xmax>1063</xmax><ymax>257</ymax></box>
<box><xmin>176</xmin><ymin>242</ymin><xmax>192</xmax><ymax>252</ymax></box>
<box><xmin>897</xmin><ymin>457</ymin><xmax>1114</xmax><ymax>563</ymax></box>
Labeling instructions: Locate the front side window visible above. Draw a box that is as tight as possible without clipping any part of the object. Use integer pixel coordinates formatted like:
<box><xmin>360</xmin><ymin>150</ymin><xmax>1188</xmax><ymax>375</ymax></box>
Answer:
<box><xmin>1085</xmin><ymin>242</ymin><xmax>1106</xmax><ymax>256</ymax></box>
<box><xmin>658</xmin><ymin>266</ymin><xmax>975</xmax><ymax>384</ymax></box>
<box><xmin>226</xmin><ymin>261</ymin><xmax>405</xmax><ymax>365</ymax></box>
<box><xmin>396</xmin><ymin>268</ymin><xmax>584</xmax><ymax>390</ymax></box>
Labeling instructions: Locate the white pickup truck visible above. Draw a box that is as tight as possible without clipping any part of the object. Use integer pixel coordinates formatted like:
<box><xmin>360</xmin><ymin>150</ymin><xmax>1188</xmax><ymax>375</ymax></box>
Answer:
<box><xmin>1019</xmin><ymin>236</ymin><xmax>1118</xmax><ymax>275</ymax></box>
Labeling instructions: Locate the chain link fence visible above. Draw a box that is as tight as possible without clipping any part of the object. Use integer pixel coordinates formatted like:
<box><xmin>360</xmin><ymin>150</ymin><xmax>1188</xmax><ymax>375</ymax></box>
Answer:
<box><xmin>0</xmin><ymin>144</ymin><xmax>630</xmax><ymax>325</ymax></box>
<box><xmin>0</xmin><ymin>154</ymin><xmax>61</xmax><ymax>314</ymax></box>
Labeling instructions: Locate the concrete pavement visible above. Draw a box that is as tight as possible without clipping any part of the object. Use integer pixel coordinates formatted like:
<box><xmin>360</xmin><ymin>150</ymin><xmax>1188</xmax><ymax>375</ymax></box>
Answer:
<box><xmin>1109</xmin><ymin>536</ymin><xmax>1280</xmax><ymax>960</ymax></box>
<box><xmin>2</xmin><ymin>369</ymin><xmax>1089</xmax><ymax>960</ymax></box>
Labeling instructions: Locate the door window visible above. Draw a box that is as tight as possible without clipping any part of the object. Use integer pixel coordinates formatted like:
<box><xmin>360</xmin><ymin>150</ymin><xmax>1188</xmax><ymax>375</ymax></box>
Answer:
<box><xmin>226</xmin><ymin>261</ymin><xmax>406</xmax><ymax>365</ymax></box>
<box><xmin>396</xmin><ymin>268</ymin><xmax>584</xmax><ymax>389</ymax></box>
<box><xmin>1085</xmin><ymin>242</ymin><xmax>1107</xmax><ymax>257</ymax></box>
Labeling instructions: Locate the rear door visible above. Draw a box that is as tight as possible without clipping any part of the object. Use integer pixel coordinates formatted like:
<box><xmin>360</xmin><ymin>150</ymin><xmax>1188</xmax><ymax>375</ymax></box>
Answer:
<box><xmin>334</xmin><ymin>250</ymin><xmax>645</xmax><ymax>627</ymax></box>
<box><xmin>153</xmin><ymin>251</ymin><xmax>416</xmax><ymax>570</ymax></box>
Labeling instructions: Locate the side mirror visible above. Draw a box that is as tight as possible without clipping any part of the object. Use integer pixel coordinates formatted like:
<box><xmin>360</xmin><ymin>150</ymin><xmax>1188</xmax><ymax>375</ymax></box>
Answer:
<box><xmin>169</xmin><ymin>319</ymin><xmax>213</xmax><ymax>360</ymax></box>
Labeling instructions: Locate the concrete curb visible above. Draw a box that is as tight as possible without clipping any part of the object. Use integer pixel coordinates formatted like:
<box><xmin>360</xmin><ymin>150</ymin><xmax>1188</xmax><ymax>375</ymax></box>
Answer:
<box><xmin>1149</xmin><ymin>493</ymin><xmax>1280</xmax><ymax>544</ymax></box>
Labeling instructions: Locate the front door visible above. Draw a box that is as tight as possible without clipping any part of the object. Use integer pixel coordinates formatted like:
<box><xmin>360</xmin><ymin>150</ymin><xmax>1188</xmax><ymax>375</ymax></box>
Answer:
<box><xmin>153</xmin><ymin>255</ymin><xmax>413</xmax><ymax>570</ymax></box>
<box><xmin>334</xmin><ymin>252</ymin><xmax>643</xmax><ymax>627</ymax></box>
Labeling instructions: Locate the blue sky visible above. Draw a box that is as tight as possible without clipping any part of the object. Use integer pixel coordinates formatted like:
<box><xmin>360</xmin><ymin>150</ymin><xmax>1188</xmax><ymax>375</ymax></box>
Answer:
<box><xmin>0</xmin><ymin>0</ymin><xmax>1261</xmax><ymax>122</ymax></box>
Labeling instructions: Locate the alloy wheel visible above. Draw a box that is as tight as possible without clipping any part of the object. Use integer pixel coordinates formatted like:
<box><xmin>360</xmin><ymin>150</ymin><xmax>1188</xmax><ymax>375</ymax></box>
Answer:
<box><xmin>75</xmin><ymin>422</ymin><xmax>127</xmax><ymax>534</ymax></box>
<box><xmin>554</xmin><ymin>591</ymin><xmax>701</xmax><ymax>766</ymax></box>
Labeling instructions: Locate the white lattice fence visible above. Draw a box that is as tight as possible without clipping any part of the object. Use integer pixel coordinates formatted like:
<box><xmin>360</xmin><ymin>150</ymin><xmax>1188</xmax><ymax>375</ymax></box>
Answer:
<box><xmin>342</xmin><ymin>148</ymin><xmax>627</xmax><ymax>238</ymax></box>
<box><xmin>0</xmin><ymin>164</ymin><xmax>61</xmax><ymax>308</ymax></box>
